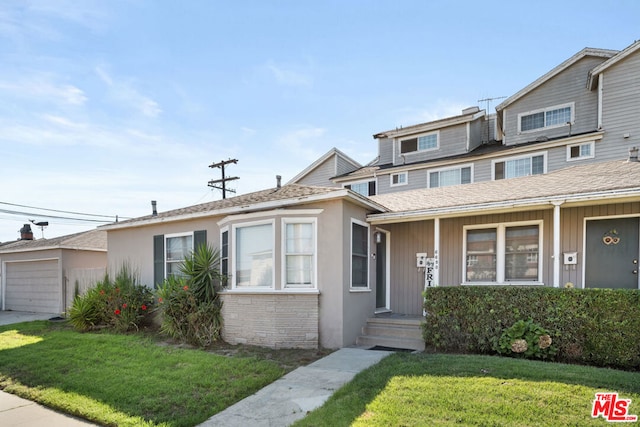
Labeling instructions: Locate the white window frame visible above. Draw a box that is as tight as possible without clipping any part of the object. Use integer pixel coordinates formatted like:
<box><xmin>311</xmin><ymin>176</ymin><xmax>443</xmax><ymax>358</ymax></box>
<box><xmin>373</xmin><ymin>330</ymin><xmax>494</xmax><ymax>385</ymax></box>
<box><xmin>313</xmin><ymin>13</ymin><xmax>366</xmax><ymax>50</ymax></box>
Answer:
<box><xmin>350</xmin><ymin>218</ymin><xmax>370</xmax><ymax>291</ymax></box>
<box><xmin>389</xmin><ymin>172</ymin><xmax>408</xmax><ymax>187</ymax></box>
<box><xmin>231</xmin><ymin>219</ymin><xmax>275</xmax><ymax>290</ymax></box>
<box><xmin>398</xmin><ymin>130</ymin><xmax>440</xmax><ymax>155</ymax></box>
<box><xmin>566</xmin><ymin>141</ymin><xmax>595</xmax><ymax>162</ymax></box>
<box><xmin>165</xmin><ymin>232</ymin><xmax>194</xmax><ymax>279</ymax></box>
<box><xmin>462</xmin><ymin>220</ymin><xmax>544</xmax><ymax>286</ymax></box>
<box><xmin>491</xmin><ymin>151</ymin><xmax>547</xmax><ymax>180</ymax></box>
<box><xmin>517</xmin><ymin>102</ymin><xmax>575</xmax><ymax>134</ymax></box>
<box><xmin>343</xmin><ymin>179</ymin><xmax>376</xmax><ymax>197</ymax></box>
<box><xmin>281</xmin><ymin>218</ymin><xmax>317</xmax><ymax>289</ymax></box>
<box><xmin>220</xmin><ymin>226</ymin><xmax>229</xmax><ymax>288</ymax></box>
<box><xmin>427</xmin><ymin>163</ymin><xmax>474</xmax><ymax>188</ymax></box>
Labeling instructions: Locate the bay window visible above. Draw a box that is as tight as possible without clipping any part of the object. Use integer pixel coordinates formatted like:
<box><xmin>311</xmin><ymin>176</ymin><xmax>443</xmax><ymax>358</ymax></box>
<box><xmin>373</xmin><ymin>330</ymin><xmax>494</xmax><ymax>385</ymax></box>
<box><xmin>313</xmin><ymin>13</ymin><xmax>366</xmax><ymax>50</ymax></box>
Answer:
<box><xmin>234</xmin><ymin>221</ymin><xmax>273</xmax><ymax>288</ymax></box>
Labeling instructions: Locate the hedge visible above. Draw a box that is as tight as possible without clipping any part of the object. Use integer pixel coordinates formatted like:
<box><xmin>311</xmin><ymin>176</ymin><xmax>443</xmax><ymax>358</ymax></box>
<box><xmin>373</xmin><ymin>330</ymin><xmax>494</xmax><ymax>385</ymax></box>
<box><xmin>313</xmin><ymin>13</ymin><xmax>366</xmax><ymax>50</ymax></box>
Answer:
<box><xmin>422</xmin><ymin>286</ymin><xmax>640</xmax><ymax>370</ymax></box>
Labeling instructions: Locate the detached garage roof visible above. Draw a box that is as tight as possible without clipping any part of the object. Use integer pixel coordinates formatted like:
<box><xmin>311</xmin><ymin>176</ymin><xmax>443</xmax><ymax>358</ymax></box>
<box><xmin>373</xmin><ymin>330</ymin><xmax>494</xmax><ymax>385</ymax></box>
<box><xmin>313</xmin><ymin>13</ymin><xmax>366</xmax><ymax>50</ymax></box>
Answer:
<box><xmin>0</xmin><ymin>229</ymin><xmax>107</xmax><ymax>254</ymax></box>
<box><xmin>368</xmin><ymin>159</ymin><xmax>640</xmax><ymax>223</ymax></box>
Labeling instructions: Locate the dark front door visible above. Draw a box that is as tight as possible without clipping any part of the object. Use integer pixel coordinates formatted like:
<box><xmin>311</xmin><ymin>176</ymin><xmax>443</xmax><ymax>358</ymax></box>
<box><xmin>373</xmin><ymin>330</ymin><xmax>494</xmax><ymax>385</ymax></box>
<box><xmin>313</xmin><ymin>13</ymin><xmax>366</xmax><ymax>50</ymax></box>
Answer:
<box><xmin>376</xmin><ymin>232</ymin><xmax>387</xmax><ymax>309</ymax></box>
<box><xmin>585</xmin><ymin>217</ymin><xmax>639</xmax><ymax>289</ymax></box>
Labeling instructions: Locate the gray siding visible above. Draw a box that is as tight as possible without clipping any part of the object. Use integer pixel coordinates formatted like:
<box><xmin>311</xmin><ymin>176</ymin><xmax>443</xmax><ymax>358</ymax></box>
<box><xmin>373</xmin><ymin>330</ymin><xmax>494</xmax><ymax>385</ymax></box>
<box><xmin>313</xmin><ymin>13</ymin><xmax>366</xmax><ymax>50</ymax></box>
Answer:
<box><xmin>377</xmin><ymin>169</ymin><xmax>428</xmax><ymax>194</ymax></box>
<box><xmin>468</xmin><ymin>118</ymin><xmax>484</xmax><ymax>151</ymax></box>
<box><xmin>336</xmin><ymin>155</ymin><xmax>358</xmax><ymax>176</ymax></box>
<box><xmin>378</xmin><ymin>138</ymin><xmax>394</xmax><ymax>164</ymax></box>
<box><xmin>296</xmin><ymin>156</ymin><xmax>339</xmax><ymax>187</ymax></box>
<box><xmin>600</xmin><ymin>50</ymin><xmax>640</xmax><ymax>159</ymax></box>
<box><xmin>503</xmin><ymin>56</ymin><xmax>606</xmax><ymax>146</ymax></box>
<box><xmin>393</xmin><ymin>123</ymin><xmax>469</xmax><ymax>166</ymax></box>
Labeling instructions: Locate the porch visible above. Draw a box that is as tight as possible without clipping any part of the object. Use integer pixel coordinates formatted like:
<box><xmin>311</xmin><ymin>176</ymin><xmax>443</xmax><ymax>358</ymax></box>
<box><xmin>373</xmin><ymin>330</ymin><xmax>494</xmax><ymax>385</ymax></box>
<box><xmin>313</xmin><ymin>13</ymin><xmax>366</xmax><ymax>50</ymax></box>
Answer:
<box><xmin>356</xmin><ymin>312</ymin><xmax>425</xmax><ymax>351</ymax></box>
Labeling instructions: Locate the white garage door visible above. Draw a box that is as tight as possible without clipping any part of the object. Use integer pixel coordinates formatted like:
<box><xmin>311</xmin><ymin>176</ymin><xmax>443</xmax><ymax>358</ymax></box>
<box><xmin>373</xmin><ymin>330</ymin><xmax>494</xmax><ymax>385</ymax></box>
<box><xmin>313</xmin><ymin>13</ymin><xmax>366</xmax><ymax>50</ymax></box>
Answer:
<box><xmin>5</xmin><ymin>260</ymin><xmax>60</xmax><ymax>313</ymax></box>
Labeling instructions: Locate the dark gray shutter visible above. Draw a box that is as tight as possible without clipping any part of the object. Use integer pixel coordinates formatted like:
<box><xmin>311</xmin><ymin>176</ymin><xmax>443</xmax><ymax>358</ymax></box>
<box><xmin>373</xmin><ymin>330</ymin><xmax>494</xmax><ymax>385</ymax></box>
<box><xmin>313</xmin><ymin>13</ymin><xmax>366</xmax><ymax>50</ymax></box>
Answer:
<box><xmin>345</xmin><ymin>184</ymin><xmax>351</xmax><ymax>190</ymax></box>
<box><xmin>368</xmin><ymin>181</ymin><xmax>376</xmax><ymax>196</ymax></box>
<box><xmin>153</xmin><ymin>234</ymin><xmax>164</xmax><ymax>288</ymax></box>
<box><xmin>194</xmin><ymin>229</ymin><xmax>207</xmax><ymax>251</ymax></box>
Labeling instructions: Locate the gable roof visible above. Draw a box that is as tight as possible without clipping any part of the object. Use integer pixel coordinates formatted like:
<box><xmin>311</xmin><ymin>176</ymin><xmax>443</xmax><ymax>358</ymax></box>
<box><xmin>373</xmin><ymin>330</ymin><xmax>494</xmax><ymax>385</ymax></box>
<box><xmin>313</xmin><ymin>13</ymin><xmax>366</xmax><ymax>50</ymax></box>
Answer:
<box><xmin>496</xmin><ymin>47</ymin><xmax>618</xmax><ymax>111</ymax></box>
<box><xmin>373</xmin><ymin>107</ymin><xmax>485</xmax><ymax>139</ymax></box>
<box><xmin>588</xmin><ymin>39</ymin><xmax>640</xmax><ymax>89</ymax></box>
<box><xmin>0</xmin><ymin>229</ymin><xmax>107</xmax><ymax>254</ymax></box>
<box><xmin>287</xmin><ymin>147</ymin><xmax>362</xmax><ymax>185</ymax></box>
<box><xmin>101</xmin><ymin>184</ymin><xmax>388</xmax><ymax>231</ymax></box>
<box><xmin>368</xmin><ymin>159</ymin><xmax>640</xmax><ymax>223</ymax></box>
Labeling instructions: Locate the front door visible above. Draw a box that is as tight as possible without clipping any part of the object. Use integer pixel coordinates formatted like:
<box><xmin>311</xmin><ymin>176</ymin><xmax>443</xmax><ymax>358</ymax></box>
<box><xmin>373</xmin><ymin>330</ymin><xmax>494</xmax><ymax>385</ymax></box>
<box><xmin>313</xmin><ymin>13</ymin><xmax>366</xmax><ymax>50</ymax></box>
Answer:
<box><xmin>585</xmin><ymin>217</ymin><xmax>639</xmax><ymax>289</ymax></box>
<box><xmin>376</xmin><ymin>232</ymin><xmax>388</xmax><ymax>310</ymax></box>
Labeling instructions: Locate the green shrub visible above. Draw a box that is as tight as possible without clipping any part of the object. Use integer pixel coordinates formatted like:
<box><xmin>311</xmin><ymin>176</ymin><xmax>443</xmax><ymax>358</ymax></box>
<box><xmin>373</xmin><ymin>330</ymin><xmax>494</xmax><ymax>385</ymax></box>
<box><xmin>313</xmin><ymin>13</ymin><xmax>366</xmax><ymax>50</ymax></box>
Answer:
<box><xmin>68</xmin><ymin>264</ymin><xmax>155</xmax><ymax>332</ymax></box>
<box><xmin>156</xmin><ymin>243</ymin><xmax>224</xmax><ymax>347</ymax></box>
<box><xmin>423</xmin><ymin>287</ymin><xmax>640</xmax><ymax>370</ymax></box>
<box><xmin>496</xmin><ymin>319</ymin><xmax>557</xmax><ymax>360</ymax></box>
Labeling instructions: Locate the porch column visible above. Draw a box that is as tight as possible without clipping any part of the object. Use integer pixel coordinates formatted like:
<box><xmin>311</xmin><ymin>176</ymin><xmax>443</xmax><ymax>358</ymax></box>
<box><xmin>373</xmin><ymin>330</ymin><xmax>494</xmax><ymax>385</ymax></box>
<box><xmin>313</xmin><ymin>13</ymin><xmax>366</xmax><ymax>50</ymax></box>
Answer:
<box><xmin>552</xmin><ymin>201</ymin><xmax>564</xmax><ymax>287</ymax></box>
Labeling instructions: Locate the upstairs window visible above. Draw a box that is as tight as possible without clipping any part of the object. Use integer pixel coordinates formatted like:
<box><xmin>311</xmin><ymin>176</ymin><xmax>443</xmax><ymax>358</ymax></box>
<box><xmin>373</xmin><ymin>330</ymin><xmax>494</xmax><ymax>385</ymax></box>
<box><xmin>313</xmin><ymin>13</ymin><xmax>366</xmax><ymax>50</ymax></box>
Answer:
<box><xmin>400</xmin><ymin>132</ymin><xmax>438</xmax><ymax>154</ymax></box>
<box><xmin>429</xmin><ymin>165</ymin><xmax>472</xmax><ymax>188</ymax></box>
<box><xmin>390</xmin><ymin>172</ymin><xmax>408</xmax><ymax>187</ymax></box>
<box><xmin>493</xmin><ymin>153</ymin><xmax>546</xmax><ymax>180</ymax></box>
<box><xmin>567</xmin><ymin>141</ymin><xmax>595</xmax><ymax>161</ymax></box>
<box><xmin>518</xmin><ymin>103</ymin><xmax>574</xmax><ymax>133</ymax></box>
<box><xmin>345</xmin><ymin>181</ymin><xmax>376</xmax><ymax>197</ymax></box>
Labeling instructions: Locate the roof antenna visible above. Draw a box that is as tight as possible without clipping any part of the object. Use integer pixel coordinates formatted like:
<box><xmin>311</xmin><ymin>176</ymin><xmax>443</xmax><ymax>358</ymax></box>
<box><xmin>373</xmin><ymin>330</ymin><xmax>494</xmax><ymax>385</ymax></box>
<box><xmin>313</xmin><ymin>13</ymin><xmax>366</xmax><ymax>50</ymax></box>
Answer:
<box><xmin>478</xmin><ymin>96</ymin><xmax>507</xmax><ymax>143</ymax></box>
<box><xmin>29</xmin><ymin>219</ymin><xmax>48</xmax><ymax>238</ymax></box>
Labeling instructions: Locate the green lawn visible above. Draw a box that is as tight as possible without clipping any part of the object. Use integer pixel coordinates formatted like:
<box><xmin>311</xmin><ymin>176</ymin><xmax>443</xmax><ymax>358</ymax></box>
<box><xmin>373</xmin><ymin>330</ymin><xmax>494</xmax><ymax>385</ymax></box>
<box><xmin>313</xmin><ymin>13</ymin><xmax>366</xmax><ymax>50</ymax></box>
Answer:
<box><xmin>0</xmin><ymin>321</ymin><xmax>290</xmax><ymax>427</ymax></box>
<box><xmin>294</xmin><ymin>352</ymin><xmax>640</xmax><ymax>427</ymax></box>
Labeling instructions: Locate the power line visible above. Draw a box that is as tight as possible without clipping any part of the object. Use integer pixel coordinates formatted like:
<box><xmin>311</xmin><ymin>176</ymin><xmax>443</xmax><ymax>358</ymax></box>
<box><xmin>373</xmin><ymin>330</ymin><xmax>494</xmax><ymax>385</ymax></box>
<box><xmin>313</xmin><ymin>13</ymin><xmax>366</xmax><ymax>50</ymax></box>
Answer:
<box><xmin>0</xmin><ymin>208</ymin><xmax>113</xmax><ymax>223</ymax></box>
<box><xmin>0</xmin><ymin>201</ymin><xmax>128</xmax><ymax>219</ymax></box>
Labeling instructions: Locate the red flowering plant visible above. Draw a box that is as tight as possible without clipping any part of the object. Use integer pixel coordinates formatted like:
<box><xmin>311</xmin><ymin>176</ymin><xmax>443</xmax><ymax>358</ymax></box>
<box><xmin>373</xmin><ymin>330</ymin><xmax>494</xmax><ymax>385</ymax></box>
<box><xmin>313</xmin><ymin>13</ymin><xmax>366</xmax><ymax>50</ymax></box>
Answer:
<box><xmin>155</xmin><ymin>243</ymin><xmax>225</xmax><ymax>347</ymax></box>
<box><xmin>68</xmin><ymin>264</ymin><xmax>155</xmax><ymax>332</ymax></box>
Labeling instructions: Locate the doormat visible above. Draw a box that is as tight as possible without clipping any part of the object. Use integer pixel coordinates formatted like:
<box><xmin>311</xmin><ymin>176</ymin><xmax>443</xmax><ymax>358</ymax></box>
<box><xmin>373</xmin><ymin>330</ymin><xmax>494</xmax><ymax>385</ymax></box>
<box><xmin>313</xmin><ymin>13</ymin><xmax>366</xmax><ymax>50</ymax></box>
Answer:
<box><xmin>368</xmin><ymin>345</ymin><xmax>414</xmax><ymax>353</ymax></box>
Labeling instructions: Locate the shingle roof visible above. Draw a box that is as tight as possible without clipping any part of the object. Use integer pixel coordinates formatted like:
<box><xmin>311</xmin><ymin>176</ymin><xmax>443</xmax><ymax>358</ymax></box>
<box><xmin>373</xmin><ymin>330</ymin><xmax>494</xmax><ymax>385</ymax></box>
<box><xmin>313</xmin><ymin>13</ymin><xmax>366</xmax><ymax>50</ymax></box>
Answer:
<box><xmin>369</xmin><ymin>159</ymin><xmax>640</xmax><ymax>218</ymax></box>
<box><xmin>0</xmin><ymin>229</ymin><xmax>107</xmax><ymax>253</ymax></box>
<box><xmin>102</xmin><ymin>184</ymin><xmax>386</xmax><ymax>230</ymax></box>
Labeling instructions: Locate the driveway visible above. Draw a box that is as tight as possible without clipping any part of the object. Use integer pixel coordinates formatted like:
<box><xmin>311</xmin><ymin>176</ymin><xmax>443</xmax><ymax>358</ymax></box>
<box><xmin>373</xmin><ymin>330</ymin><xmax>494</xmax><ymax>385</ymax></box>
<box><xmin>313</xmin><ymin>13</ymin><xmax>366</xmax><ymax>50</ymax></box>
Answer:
<box><xmin>0</xmin><ymin>311</ymin><xmax>60</xmax><ymax>326</ymax></box>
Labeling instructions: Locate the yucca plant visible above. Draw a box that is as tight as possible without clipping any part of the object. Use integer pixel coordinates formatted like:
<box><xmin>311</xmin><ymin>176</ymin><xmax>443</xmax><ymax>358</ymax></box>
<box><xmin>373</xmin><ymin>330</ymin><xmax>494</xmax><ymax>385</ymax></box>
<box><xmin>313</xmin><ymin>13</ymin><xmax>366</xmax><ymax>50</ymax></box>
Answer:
<box><xmin>180</xmin><ymin>243</ymin><xmax>224</xmax><ymax>304</ymax></box>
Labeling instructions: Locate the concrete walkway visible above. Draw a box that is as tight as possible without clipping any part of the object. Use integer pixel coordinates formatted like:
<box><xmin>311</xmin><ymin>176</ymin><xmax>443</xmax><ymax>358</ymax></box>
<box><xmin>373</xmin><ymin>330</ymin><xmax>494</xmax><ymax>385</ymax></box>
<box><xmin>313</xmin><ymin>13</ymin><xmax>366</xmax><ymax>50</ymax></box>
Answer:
<box><xmin>198</xmin><ymin>347</ymin><xmax>392</xmax><ymax>427</ymax></box>
<box><xmin>0</xmin><ymin>311</ymin><xmax>392</xmax><ymax>427</ymax></box>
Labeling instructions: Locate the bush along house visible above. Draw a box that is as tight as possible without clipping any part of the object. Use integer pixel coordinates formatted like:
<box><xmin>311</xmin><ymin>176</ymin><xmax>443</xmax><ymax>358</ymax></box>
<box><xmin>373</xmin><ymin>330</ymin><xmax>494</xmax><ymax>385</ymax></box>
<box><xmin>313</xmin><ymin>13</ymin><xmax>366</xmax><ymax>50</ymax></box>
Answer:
<box><xmin>103</xmin><ymin>40</ymin><xmax>640</xmax><ymax>350</ymax></box>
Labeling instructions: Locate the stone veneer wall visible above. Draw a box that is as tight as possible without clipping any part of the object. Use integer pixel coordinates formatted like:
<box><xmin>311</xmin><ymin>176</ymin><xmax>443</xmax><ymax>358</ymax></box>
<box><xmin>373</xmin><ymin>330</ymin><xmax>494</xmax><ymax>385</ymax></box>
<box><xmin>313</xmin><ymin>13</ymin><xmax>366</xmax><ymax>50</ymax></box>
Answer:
<box><xmin>220</xmin><ymin>292</ymin><xmax>319</xmax><ymax>349</ymax></box>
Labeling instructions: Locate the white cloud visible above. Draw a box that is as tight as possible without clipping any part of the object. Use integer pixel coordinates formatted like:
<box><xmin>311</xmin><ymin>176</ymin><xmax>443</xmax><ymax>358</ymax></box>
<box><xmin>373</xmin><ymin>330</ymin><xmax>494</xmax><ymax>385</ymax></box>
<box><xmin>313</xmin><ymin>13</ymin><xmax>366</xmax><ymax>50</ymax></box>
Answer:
<box><xmin>0</xmin><ymin>77</ymin><xmax>87</xmax><ymax>105</ymax></box>
<box><xmin>276</xmin><ymin>127</ymin><xmax>327</xmax><ymax>162</ymax></box>
<box><xmin>265</xmin><ymin>60</ymin><xmax>313</xmax><ymax>87</ymax></box>
<box><xmin>95</xmin><ymin>66</ymin><xmax>162</xmax><ymax>118</ymax></box>
<box><xmin>394</xmin><ymin>100</ymin><xmax>469</xmax><ymax>127</ymax></box>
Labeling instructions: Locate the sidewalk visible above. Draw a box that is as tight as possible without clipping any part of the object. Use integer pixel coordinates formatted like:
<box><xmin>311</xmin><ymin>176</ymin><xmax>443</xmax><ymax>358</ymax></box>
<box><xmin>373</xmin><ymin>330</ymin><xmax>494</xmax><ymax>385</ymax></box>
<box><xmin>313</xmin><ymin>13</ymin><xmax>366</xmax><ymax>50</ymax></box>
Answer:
<box><xmin>198</xmin><ymin>347</ymin><xmax>392</xmax><ymax>427</ymax></box>
<box><xmin>0</xmin><ymin>311</ymin><xmax>392</xmax><ymax>427</ymax></box>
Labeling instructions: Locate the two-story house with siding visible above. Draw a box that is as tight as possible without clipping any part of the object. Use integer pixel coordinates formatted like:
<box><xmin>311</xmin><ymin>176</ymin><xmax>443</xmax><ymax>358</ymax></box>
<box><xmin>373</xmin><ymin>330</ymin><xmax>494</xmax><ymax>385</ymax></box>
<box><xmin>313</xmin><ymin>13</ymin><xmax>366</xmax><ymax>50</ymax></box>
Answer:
<box><xmin>102</xmin><ymin>40</ymin><xmax>640</xmax><ymax>351</ymax></box>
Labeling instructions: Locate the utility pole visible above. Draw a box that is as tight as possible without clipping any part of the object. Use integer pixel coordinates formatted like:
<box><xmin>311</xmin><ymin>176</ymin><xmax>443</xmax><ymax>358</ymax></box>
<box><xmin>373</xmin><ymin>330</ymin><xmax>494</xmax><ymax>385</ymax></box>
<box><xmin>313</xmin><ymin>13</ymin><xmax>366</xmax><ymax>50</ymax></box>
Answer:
<box><xmin>208</xmin><ymin>159</ymin><xmax>239</xmax><ymax>199</ymax></box>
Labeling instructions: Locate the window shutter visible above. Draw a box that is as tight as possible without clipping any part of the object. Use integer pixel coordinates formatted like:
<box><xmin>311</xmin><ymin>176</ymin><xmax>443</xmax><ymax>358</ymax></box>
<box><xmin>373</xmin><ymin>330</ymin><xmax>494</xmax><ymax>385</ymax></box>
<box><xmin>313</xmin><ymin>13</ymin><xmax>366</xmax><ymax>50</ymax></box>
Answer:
<box><xmin>345</xmin><ymin>184</ymin><xmax>351</xmax><ymax>190</ymax></box>
<box><xmin>368</xmin><ymin>181</ymin><xmax>376</xmax><ymax>196</ymax></box>
<box><xmin>194</xmin><ymin>229</ymin><xmax>207</xmax><ymax>251</ymax></box>
<box><xmin>153</xmin><ymin>234</ymin><xmax>164</xmax><ymax>288</ymax></box>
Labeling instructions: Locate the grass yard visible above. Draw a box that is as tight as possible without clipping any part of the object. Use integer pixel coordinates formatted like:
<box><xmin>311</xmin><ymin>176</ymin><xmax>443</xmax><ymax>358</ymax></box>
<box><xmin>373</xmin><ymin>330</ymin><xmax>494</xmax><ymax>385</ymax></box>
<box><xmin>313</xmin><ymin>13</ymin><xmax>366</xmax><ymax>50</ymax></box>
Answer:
<box><xmin>294</xmin><ymin>352</ymin><xmax>640</xmax><ymax>427</ymax></box>
<box><xmin>0</xmin><ymin>320</ymin><xmax>328</xmax><ymax>427</ymax></box>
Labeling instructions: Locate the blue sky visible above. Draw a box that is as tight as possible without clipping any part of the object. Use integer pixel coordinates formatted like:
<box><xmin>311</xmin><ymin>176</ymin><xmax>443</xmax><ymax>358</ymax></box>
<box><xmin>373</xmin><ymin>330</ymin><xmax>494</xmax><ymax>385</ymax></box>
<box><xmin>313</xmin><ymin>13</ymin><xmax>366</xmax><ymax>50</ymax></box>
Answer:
<box><xmin>1</xmin><ymin>0</ymin><xmax>639</xmax><ymax>241</ymax></box>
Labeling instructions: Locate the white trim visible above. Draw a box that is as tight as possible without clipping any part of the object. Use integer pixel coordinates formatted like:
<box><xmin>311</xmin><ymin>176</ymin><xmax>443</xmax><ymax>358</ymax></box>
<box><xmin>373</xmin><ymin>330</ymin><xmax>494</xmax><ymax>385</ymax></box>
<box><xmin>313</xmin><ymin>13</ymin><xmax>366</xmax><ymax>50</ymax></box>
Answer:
<box><xmin>231</xmin><ymin>219</ymin><xmax>275</xmax><ymax>290</ymax></box>
<box><xmin>517</xmin><ymin>102</ymin><xmax>575</xmax><ymax>134</ymax></box>
<box><xmin>398</xmin><ymin>130</ymin><xmax>440</xmax><ymax>155</ymax></box>
<box><xmin>281</xmin><ymin>217</ymin><xmax>317</xmax><ymax>289</ymax></box>
<box><xmin>217</xmin><ymin>209</ymin><xmax>323</xmax><ymax>227</ymax></box>
<box><xmin>462</xmin><ymin>220</ymin><xmax>544</xmax><ymax>285</ymax></box>
<box><xmin>427</xmin><ymin>163</ymin><xmax>474</xmax><ymax>188</ymax></box>
<box><xmin>491</xmin><ymin>151</ymin><xmax>548</xmax><ymax>180</ymax></box>
<box><xmin>566</xmin><ymin>141</ymin><xmax>595</xmax><ymax>162</ymax></box>
<box><xmin>350</xmin><ymin>218</ymin><xmax>370</xmax><ymax>290</ymax></box>
<box><xmin>389</xmin><ymin>172</ymin><xmax>408</xmax><ymax>187</ymax></box>
<box><xmin>597</xmin><ymin>74</ymin><xmax>604</xmax><ymax>129</ymax></box>
<box><xmin>374</xmin><ymin>226</ymin><xmax>391</xmax><ymax>311</ymax></box>
<box><xmin>552</xmin><ymin>202</ymin><xmax>563</xmax><ymax>288</ymax></box>
<box><xmin>164</xmin><ymin>232</ymin><xmax>194</xmax><ymax>279</ymax></box>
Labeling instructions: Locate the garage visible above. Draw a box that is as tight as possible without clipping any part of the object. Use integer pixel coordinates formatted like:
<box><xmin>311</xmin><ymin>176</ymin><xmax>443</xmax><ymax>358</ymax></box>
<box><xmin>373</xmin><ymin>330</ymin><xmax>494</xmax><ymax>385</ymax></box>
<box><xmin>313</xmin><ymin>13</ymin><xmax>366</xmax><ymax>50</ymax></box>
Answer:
<box><xmin>5</xmin><ymin>259</ymin><xmax>60</xmax><ymax>313</ymax></box>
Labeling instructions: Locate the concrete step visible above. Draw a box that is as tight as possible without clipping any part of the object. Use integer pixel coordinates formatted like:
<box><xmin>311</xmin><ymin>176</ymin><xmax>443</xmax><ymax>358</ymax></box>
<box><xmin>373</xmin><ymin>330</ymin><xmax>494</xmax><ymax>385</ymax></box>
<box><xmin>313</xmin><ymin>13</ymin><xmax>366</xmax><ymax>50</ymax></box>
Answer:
<box><xmin>356</xmin><ymin>334</ymin><xmax>425</xmax><ymax>352</ymax></box>
<box><xmin>362</xmin><ymin>324</ymin><xmax>423</xmax><ymax>340</ymax></box>
<box><xmin>366</xmin><ymin>316</ymin><xmax>424</xmax><ymax>327</ymax></box>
